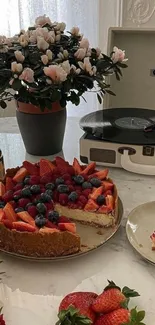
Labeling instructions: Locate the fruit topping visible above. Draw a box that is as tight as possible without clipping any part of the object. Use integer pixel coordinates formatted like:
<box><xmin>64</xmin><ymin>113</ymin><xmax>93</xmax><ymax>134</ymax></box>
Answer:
<box><xmin>59</xmin><ymin>193</ymin><xmax>68</xmax><ymax>206</ymax></box>
<box><xmin>78</xmin><ymin>195</ymin><xmax>88</xmax><ymax>205</ymax></box>
<box><xmin>45</xmin><ymin>182</ymin><xmax>55</xmax><ymax>190</ymax></box>
<box><xmin>36</xmin><ymin>202</ymin><xmax>47</xmax><ymax>214</ymax></box>
<box><xmin>73</xmin><ymin>175</ymin><xmax>84</xmax><ymax>185</ymax></box>
<box><xmin>48</xmin><ymin>210</ymin><xmax>59</xmax><ymax>223</ymax></box>
<box><xmin>15</xmin><ymin>207</ymin><xmax>24</xmax><ymax>213</ymax></box>
<box><xmin>29</xmin><ymin>175</ymin><xmax>40</xmax><ymax>185</ymax></box>
<box><xmin>35</xmin><ymin>215</ymin><xmax>46</xmax><ymax>228</ymax></box>
<box><xmin>40</xmin><ymin>158</ymin><xmax>55</xmax><ymax>176</ymax></box>
<box><xmin>57</xmin><ymin>184</ymin><xmax>69</xmax><ymax>193</ymax></box>
<box><xmin>45</xmin><ymin>189</ymin><xmax>53</xmax><ymax>197</ymax></box>
<box><xmin>40</xmin><ymin>192</ymin><xmax>52</xmax><ymax>202</ymax></box>
<box><xmin>30</xmin><ymin>185</ymin><xmax>41</xmax><ymax>194</ymax></box>
<box><xmin>58</xmin><ymin>222</ymin><xmax>76</xmax><ymax>233</ymax></box>
<box><xmin>82</xmin><ymin>181</ymin><xmax>92</xmax><ymax>189</ymax></box>
<box><xmin>12</xmin><ymin>221</ymin><xmax>36</xmax><ymax>232</ymax></box>
<box><xmin>40</xmin><ymin>173</ymin><xmax>52</xmax><ymax>184</ymax></box>
<box><xmin>73</xmin><ymin>158</ymin><xmax>82</xmax><ymax>174</ymax></box>
<box><xmin>39</xmin><ymin>227</ymin><xmax>60</xmax><ymax>233</ymax></box>
<box><xmin>80</xmin><ymin>162</ymin><xmax>96</xmax><ymax>175</ymax></box>
<box><xmin>13</xmin><ymin>167</ymin><xmax>28</xmax><ymax>183</ymax></box>
<box><xmin>82</xmin><ymin>188</ymin><xmax>92</xmax><ymax>198</ymax></box>
<box><xmin>27</xmin><ymin>205</ymin><xmax>37</xmax><ymax>218</ymax></box>
<box><xmin>5</xmin><ymin>177</ymin><xmax>14</xmax><ymax>191</ymax></box>
<box><xmin>55</xmin><ymin>177</ymin><xmax>65</xmax><ymax>186</ymax></box>
<box><xmin>23</xmin><ymin>176</ymin><xmax>30</xmax><ymax>185</ymax></box>
<box><xmin>3</xmin><ymin>202</ymin><xmax>17</xmax><ymax>222</ymax></box>
<box><xmin>68</xmin><ymin>191</ymin><xmax>78</xmax><ymax>202</ymax></box>
<box><xmin>21</xmin><ymin>187</ymin><xmax>32</xmax><ymax>197</ymax></box>
<box><xmin>0</xmin><ymin>208</ymin><xmax>5</xmax><ymax>221</ymax></box>
<box><xmin>89</xmin><ymin>168</ymin><xmax>109</xmax><ymax>180</ymax></box>
<box><xmin>13</xmin><ymin>183</ymin><xmax>23</xmax><ymax>191</ymax></box>
<box><xmin>0</xmin><ymin>182</ymin><xmax>5</xmax><ymax>197</ymax></box>
<box><xmin>23</xmin><ymin>161</ymin><xmax>39</xmax><ymax>175</ymax></box>
<box><xmin>98</xmin><ymin>205</ymin><xmax>111</xmax><ymax>213</ymax></box>
<box><xmin>2</xmin><ymin>190</ymin><xmax>13</xmax><ymax>203</ymax></box>
<box><xmin>2</xmin><ymin>219</ymin><xmax>13</xmax><ymax>229</ymax></box>
<box><xmin>59</xmin><ymin>215</ymin><xmax>70</xmax><ymax>223</ymax></box>
<box><xmin>17</xmin><ymin>211</ymin><xmax>36</xmax><ymax>226</ymax></box>
<box><xmin>102</xmin><ymin>180</ymin><xmax>114</xmax><ymax>192</ymax></box>
<box><xmin>9</xmin><ymin>200</ymin><xmax>17</xmax><ymax>209</ymax></box>
<box><xmin>106</xmin><ymin>195</ymin><xmax>114</xmax><ymax>210</ymax></box>
<box><xmin>18</xmin><ymin>198</ymin><xmax>31</xmax><ymax>208</ymax></box>
<box><xmin>90</xmin><ymin>177</ymin><xmax>102</xmax><ymax>188</ymax></box>
<box><xmin>96</xmin><ymin>195</ymin><xmax>105</xmax><ymax>206</ymax></box>
<box><xmin>0</xmin><ymin>201</ymin><xmax>5</xmax><ymax>208</ymax></box>
<box><xmin>89</xmin><ymin>186</ymin><xmax>103</xmax><ymax>200</ymax></box>
<box><xmin>84</xmin><ymin>199</ymin><xmax>99</xmax><ymax>212</ymax></box>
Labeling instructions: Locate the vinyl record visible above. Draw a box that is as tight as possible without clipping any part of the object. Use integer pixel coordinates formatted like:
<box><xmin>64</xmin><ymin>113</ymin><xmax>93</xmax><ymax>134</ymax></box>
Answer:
<box><xmin>79</xmin><ymin>108</ymin><xmax>155</xmax><ymax>145</ymax></box>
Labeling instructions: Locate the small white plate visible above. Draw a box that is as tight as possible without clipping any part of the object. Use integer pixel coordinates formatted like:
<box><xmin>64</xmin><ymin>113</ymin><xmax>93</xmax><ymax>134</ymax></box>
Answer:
<box><xmin>126</xmin><ymin>201</ymin><xmax>155</xmax><ymax>264</ymax></box>
<box><xmin>4</xmin><ymin>306</ymin><xmax>48</xmax><ymax>325</ymax></box>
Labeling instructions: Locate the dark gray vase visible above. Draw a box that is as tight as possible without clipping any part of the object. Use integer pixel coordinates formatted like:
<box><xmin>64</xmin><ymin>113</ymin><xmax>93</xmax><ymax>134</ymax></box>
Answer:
<box><xmin>16</xmin><ymin>105</ymin><xmax>66</xmax><ymax>156</ymax></box>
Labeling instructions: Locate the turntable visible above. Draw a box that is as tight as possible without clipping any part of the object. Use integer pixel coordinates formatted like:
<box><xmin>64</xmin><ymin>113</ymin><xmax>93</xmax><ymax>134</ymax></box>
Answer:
<box><xmin>79</xmin><ymin>108</ymin><xmax>155</xmax><ymax>175</ymax></box>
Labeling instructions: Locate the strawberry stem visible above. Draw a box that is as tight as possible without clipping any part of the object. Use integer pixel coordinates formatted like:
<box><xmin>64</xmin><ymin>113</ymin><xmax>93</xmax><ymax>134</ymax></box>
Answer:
<box><xmin>122</xmin><ymin>286</ymin><xmax>140</xmax><ymax>298</ymax></box>
<box><xmin>123</xmin><ymin>307</ymin><xmax>146</xmax><ymax>325</ymax></box>
<box><xmin>104</xmin><ymin>280</ymin><xmax>121</xmax><ymax>291</ymax></box>
<box><xmin>56</xmin><ymin>306</ymin><xmax>92</xmax><ymax>325</ymax></box>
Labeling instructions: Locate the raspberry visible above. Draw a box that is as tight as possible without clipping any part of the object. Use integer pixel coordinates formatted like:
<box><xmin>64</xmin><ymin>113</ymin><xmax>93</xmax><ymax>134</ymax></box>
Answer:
<box><xmin>76</xmin><ymin>201</ymin><xmax>85</xmax><ymax>209</ymax></box>
<box><xmin>68</xmin><ymin>185</ymin><xmax>75</xmax><ymax>192</ymax></box>
<box><xmin>68</xmin><ymin>202</ymin><xmax>78</xmax><ymax>209</ymax></box>
<box><xmin>82</xmin><ymin>188</ymin><xmax>92</xmax><ymax>198</ymax></box>
<box><xmin>27</xmin><ymin>205</ymin><xmax>37</xmax><ymax>218</ymax></box>
<box><xmin>62</xmin><ymin>173</ymin><xmax>71</xmax><ymax>181</ymax></box>
<box><xmin>40</xmin><ymin>173</ymin><xmax>52</xmax><ymax>184</ymax></box>
<box><xmin>59</xmin><ymin>216</ymin><xmax>70</xmax><ymax>223</ymax></box>
<box><xmin>18</xmin><ymin>198</ymin><xmax>31</xmax><ymax>208</ymax></box>
<box><xmin>13</xmin><ymin>183</ymin><xmax>23</xmax><ymax>191</ymax></box>
<box><xmin>53</xmin><ymin>190</ymin><xmax>59</xmax><ymax>202</ymax></box>
<box><xmin>74</xmin><ymin>185</ymin><xmax>82</xmax><ymax>192</ymax></box>
<box><xmin>13</xmin><ymin>189</ymin><xmax>22</xmax><ymax>197</ymax></box>
<box><xmin>45</xmin><ymin>201</ymin><xmax>54</xmax><ymax>211</ymax></box>
<box><xmin>76</xmin><ymin>190</ymin><xmax>82</xmax><ymax>196</ymax></box>
<box><xmin>82</xmin><ymin>174</ymin><xmax>88</xmax><ymax>181</ymax></box>
<box><xmin>66</xmin><ymin>166</ymin><xmax>75</xmax><ymax>176</ymax></box>
<box><xmin>9</xmin><ymin>200</ymin><xmax>17</xmax><ymax>209</ymax></box>
<box><xmin>29</xmin><ymin>175</ymin><xmax>40</xmax><ymax>185</ymax></box>
<box><xmin>79</xmin><ymin>195</ymin><xmax>88</xmax><ymax>205</ymax></box>
<box><xmin>46</xmin><ymin>220</ymin><xmax>59</xmax><ymax>229</ymax></box>
<box><xmin>40</xmin><ymin>185</ymin><xmax>46</xmax><ymax>193</ymax></box>
<box><xmin>2</xmin><ymin>190</ymin><xmax>13</xmax><ymax>203</ymax></box>
<box><xmin>59</xmin><ymin>193</ymin><xmax>68</xmax><ymax>206</ymax></box>
<box><xmin>65</xmin><ymin>180</ymin><xmax>73</xmax><ymax>186</ymax></box>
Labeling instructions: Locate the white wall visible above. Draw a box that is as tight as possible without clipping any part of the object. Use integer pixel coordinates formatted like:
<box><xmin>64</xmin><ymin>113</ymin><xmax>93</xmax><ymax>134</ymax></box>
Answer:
<box><xmin>122</xmin><ymin>0</ymin><xmax>155</xmax><ymax>27</ymax></box>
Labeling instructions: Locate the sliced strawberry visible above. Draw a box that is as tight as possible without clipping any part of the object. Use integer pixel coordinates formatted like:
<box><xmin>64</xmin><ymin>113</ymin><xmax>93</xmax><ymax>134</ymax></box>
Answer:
<box><xmin>88</xmin><ymin>169</ymin><xmax>109</xmax><ymax>180</ymax></box>
<box><xmin>3</xmin><ymin>202</ymin><xmax>17</xmax><ymax>222</ymax></box>
<box><xmin>84</xmin><ymin>199</ymin><xmax>99</xmax><ymax>212</ymax></box>
<box><xmin>23</xmin><ymin>161</ymin><xmax>39</xmax><ymax>175</ymax></box>
<box><xmin>5</xmin><ymin>177</ymin><xmax>14</xmax><ymax>191</ymax></box>
<box><xmin>39</xmin><ymin>227</ymin><xmax>60</xmax><ymax>233</ymax></box>
<box><xmin>2</xmin><ymin>190</ymin><xmax>14</xmax><ymax>203</ymax></box>
<box><xmin>59</xmin><ymin>216</ymin><xmax>71</xmax><ymax>223</ymax></box>
<box><xmin>40</xmin><ymin>159</ymin><xmax>56</xmax><ymax>176</ymax></box>
<box><xmin>0</xmin><ymin>182</ymin><xmax>5</xmax><ymax>197</ymax></box>
<box><xmin>82</xmin><ymin>188</ymin><xmax>92</xmax><ymax>198</ymax></box>
<box><xmin>104</xmin><ymin>190</ymin><xmax>112</xmax><ymax>196</ymax></box>
<box><xmin>89</xmin><ymin>186</ymin><xmax>103</xmax><ymax>200</ymax></box>
<box><xmin>13</xmin><ymin>167</ymin><xmax>28</xmax><ymax>183</ymax></box>
<box><xmin>12</xmin><ymin>221</ymin><xmax>36</xmax><ymax>232</ymax></box>
<box><xmin>0</xmin><ymin>208</ymin><xmax>5</xmax><ymax>221</ymax></box>
<box><xmin>98</xmin><ymin>205</ymin><xmax>111</xmax><ymax>213</ymax></box>
<box><xmin>58</xmin><ymin>222</ymin><xmax>76</xmax><ymax>233</ymax></box>
<box><xmin>66</xmin><ymin>166</ymin><xmax>75</xmax><ymax>176</ymax></box>
<box><xmin>80</xmin><ymin>162</ymin><xmax>96</xmax><ymax>175</ymax></box>
<box><xmin>102</xmin><ymin>181</ymin><xmax>114</xmax><ymax>192</ymax></box>
<box><xmin>2</xmin><ymin>219</ymin><xmax>13</xmax><ymax>229</ymax></box>
<box><xmin>73</xmin><ymin>158</ymin><xmax>82</xmax><ymax>174</ymax></box>
<box><xmin>55</xmin><ymin>156</ymin><xmax>69</xmax><ymax>168</ymax></box>
<box><xmin>106</xmin><ymin>195</ymin><xmax>114</xmax><ymax>210</ymax></box>
<box><xmin>17</xmin><ymin>211</ymin><xmax>36</xmax><ymax>226</ymax></box>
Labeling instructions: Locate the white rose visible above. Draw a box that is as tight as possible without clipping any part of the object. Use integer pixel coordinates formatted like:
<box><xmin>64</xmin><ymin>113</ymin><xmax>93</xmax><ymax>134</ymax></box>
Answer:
<box><xmin>15</xmin><ymin>50</ymin><xmax>25</xmax><ymax>62</ymax></box>
<box><xmin>46</xmin><ymin>49</ymin><xmax>53</xmax><ymax>60</ymax></box>
<box><xmin>70</xmin><ymin>27</ymin><xmax>80</xmax><ymax>36</ymax></box>
<box><xmin>61</xmin><ymin>60</ymin><xmax>71</xmax><ymax>75</ymax></box>
<box><xmin>111</xmin><ymin>46</ymin><xmax>128</xmax><ymax>63</ymax></box>
<box><xmin>48</xmin><ymin>31</ymin><xmax>55</xmax><ymax>43</ymax></box>
<box><xmin>57</xmin><ymin>52</ymin><xmax>64</xmax><ymax>60</ymax></box>
<box><xmin>44</xmin><ymin>65</ymin><xmax>67</xmax><ymax>82</ymax></box>
<box><xmin>74</xmin><ymin>48</ymin><xmax>86</xmax><ymax>60</ymax></box>
<box><xmin>60</xmin><ymin>22</ymin><xmax>66</xmax><ymax>32</ymax></box>
<box><xmin>37</xmin><ymin>36</ymin><xmax>49</xmax><ymax>51</ymax></box>
<box><xmin>96</xmin><ymin>47</ymin><xmax>101</xmax><ymax>56</ymax></box>
<box><xmin>41</xmin><ymin>54</ymin><xmax>48</xmax><ymax>65</ymax></box>
<box><xmin>36</xmin><ymin>27</ymin><xmax>49</xmax><ymax>41</ymax></box>
<box><xmin>78</xmin><ymin>57</ymin><xmax>95</xmax><ymax>76</ymax></box>
<box><xmin>11</xmin><ymin>61</ymin><xmax>23</xmax><ymax>73</ymax></box>
<box><xmin>19</xmin><ymin>34</ymin><xmax>28</xmax><ymax>47</ymax></box>
<box><xmin>35</xmin><ymin>15</ymin><xmax>52</xmax><ymax>27</ymax></box>
<box><xmin>80</xmin><ymin>38</ymin><xmax>89</xmax><ymax>49</ymax></box>
<box><xmin>55</xmin><ymin>34</ymin><xmax>61</xmax><ymax>42</ymax></box>
<box><xmin>19</xmin><ymin>68</ymin><xmax>34</xmax><ymax>83</ymax></box>
<box><xmin>63</xmin><ymin>50</ymin><xmax>69</xmax><ymax>58</ymax></box>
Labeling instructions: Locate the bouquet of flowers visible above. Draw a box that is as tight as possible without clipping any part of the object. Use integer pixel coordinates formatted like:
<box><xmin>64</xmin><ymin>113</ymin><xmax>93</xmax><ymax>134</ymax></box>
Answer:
<box><xmin>0</xmin><ymin>15</ymin><xmax>128</xmax><ymax>111</ymax></box>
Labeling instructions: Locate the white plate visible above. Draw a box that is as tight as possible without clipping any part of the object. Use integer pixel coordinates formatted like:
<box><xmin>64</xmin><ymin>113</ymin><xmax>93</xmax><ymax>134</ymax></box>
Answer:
<box><xmin>126</xmin><ymin>201</ymin><xmax>155</xmax><ymax>264</ymax></box>
<box><xmin>3</xmin><ymin>307</ymin><xmax>48</xmax><ymax>325</ymax></box>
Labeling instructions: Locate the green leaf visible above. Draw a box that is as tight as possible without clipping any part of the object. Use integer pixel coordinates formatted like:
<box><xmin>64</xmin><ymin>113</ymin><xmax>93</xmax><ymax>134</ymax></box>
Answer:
<box><xmin>11</xmin><ymin>78</ymin><xmax>22</xmax><ymax>91</ymax></box>
<box><xmin>0</xmin><ymin>100</ymin><xmax>7</xmax><ymax>109</ymax></box>
<box><xmin>105</xmin><ymin>89</ymin><xmax>116</xmax><ymax>96</ymax></box>
<box><xmin>117</xmin><ymin>62</ymin><xmax>128</xmax><ymax>68</ymax></box>
<box><xmin>122</xmin><ymin>286</ymin><xmax>140</xmax><ymax>298</ymax></box>
<box><xmin>137</xmin><ymin>311</ymin><xmax>145</xmax><ymax>322</ymax></box>
<box><xmin>45</xmin><ymin>99</ymin><xmax>52</xmax><ymax>110</ymax></box>
<box><xmin>130</xmin><ymin>307</ymin><xmax>137</xmax><ymax>320</ymax></box>
<box><xmin>51</xmin><ymin>89</ymin><xmax>62</xmax><ymax>102</ymax></box>
<box><xmin>97</xmin><ymin>93</ymin><xmax>102</xmax><ymax>104</ymax></box>
<box><xmin>115</xmin><ymin>71</ymin><xmax>120</xmax><ymax>81</ymax></box>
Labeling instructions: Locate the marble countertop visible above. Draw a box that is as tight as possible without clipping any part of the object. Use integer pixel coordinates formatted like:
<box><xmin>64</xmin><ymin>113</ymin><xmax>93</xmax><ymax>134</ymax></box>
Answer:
<box><xmin>0</xmin><ymin>117</ymin><xmax>155</xmax><ymax>323</ymax></box>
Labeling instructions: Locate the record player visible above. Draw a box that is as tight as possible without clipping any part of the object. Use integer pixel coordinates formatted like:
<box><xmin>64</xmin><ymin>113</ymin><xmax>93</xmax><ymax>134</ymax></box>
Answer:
<box><xmin>79</xmin><ymin>108</ymin><xmax>155</xmax><ymax>175</ymax></box>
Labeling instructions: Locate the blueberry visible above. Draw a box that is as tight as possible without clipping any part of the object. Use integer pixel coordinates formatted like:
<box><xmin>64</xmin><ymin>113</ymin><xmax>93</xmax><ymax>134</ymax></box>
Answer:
<box><xmin>57</xmin><ymin>184</ymin><xmax>69</xmax><ymax>193</ymax></box>
<box><xmin>21</xmin><ymin>188</ymin><xmax>32</xmax><ymax>197</ymax></box>
<box><xmin>90</xmin><ymin>177</ymin><xmax>102</xmax><ymax>188</ymax></box>
<box><xmin>68</xmin><ymin>191</ymin><xmax>78</xmax><ymax>202</ymax></box>
<box><xmin>30</xmin><ymin>185</ymin><xmax>41</xmax><ymax>194</ymax></box>
<box><xmin>82</xmin><ymin>181</ymin><xmax>92</xmax><ymax>189</ymax></box>
<box><xmin>23</xmin><ymin>176</ymin><xmax>30</xmax><ymax>185</ymax></box>
<box><xmin>35</xmin><ymin>216</ymin><xmax>47</xmax><ymax>228</ymax></box>
<box><xmin>0</xmin><ymin>201</ymin><xmax>5</xmax><ymax>208</ymax></box>
<box><xmin>36</xmin><ymin>202</ymin><xmax>47</xmax><ymax>214</ymax></box>
<box><xmin>15</xmin><ymin>207</ymin><xmax>24</xmax><ymax>213</ymax></box>
<box><xmin>73</xmin><ymin>175</ymin><xmax>84</xmax><ymax>185</ymax></box>
<box><xmin>48</xmin><ymin>210</ymin><xmax>59</xmax><ymax>224</ymax></box>
<box><xmin>96</xmin><ymin>195</ymin><xmax>105</xmax><ymax>206</ymax></box>
<box><xmin>45</xmin><ymin>189</ymin><xmax>53</xmax><ymax>197</ymax></box>
<box><xmin>55</xmin><ymin>177</ymin><xmax>64</xmax><ymax>186</ymax></box>
<box><xmin>34</xmin><ymin>198</ymin><xmax>41</xmax><ymax>205</ymax></box>
<box><xmin>45</xmin><ymin>183</ymin><xmax>55</xmax><ymax>190</ymax></box>
<box><xmin>13</xmin><ymin>195</ymin><xmax>21</xmax><ymax>201</ymax></box>
<box><xmin>40</xmin><ymin>192</ymin><xmax>51</xmax><ymax>203</ymax></box>
<box><xmin>25</xmin><ymin>202</ymin><xmax>34</xmax><ymax>210</ymax></box>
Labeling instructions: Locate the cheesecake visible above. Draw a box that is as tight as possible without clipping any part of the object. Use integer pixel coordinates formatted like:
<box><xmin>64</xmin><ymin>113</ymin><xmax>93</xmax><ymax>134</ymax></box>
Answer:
<box><xmin>0</xmin><ymin>157</ymin><xmax>118</xmax><ymax>257</ymax></box>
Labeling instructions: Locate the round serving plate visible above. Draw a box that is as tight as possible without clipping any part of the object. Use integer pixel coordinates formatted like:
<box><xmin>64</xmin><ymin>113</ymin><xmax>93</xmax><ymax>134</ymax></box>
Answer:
<box><xmin>126</xmin><ymin>201</ymin><xmax>155</xmax><ymax>265</ymax></box>
<box><xmin>0</xmin><ymin>199</ymin><xmax>123</xmax><ymax>262</ymax></box>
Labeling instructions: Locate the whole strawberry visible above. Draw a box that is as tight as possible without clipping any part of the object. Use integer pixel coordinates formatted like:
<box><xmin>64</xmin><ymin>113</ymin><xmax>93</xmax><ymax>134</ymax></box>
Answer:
<box><xmin>91</xmin><ymin>280</ymin><xmax>139</xmax><ymax>313</ymax></box>
<box><xmin>94</xmin><ymin>307</ymin><xmax>145</xmax><ymax>325</ymax></box>
<box><xmin>59</xmin><ymin>292</ymin><xmax>97</xmax><ymax>322</ymax></box>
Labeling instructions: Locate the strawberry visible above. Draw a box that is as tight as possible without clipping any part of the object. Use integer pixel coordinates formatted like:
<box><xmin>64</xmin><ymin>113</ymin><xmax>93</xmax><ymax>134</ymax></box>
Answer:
<box><xmin>0</xmin><ymin>314</ymin><xmax>6</xmax><ymax>325</ymax></box>
<box><xmin>13</xmin><ymin>167</ymin><xmax>28</xmax><ymax>183</ymax></box>
<box><xmin>102</xmin><ymin>181</ymin><xmax>114</xmax><ymax>192</ymax></box>
<box><xmin>82</xmin><ymin>189</ymin><xmax>92</xmax><ymax>198</ymax></box>
<box><xmin>80</xmin><ymin>162</ymin><xmax>96</xmax><ymax>175</ymax></box>
<box><xmin>9</xmin><ymin>200</ymin><xmax>17</xmax><ymax>209</ymax></box>
<box><xmin>58</xmin><ymin>222</ymin><xmax>76</xmax><ymax>233</ymax></box>
<box><xmin>18</xmin><ymin>198</ymin><xmax>31</xmax><ymax>208</ymax></box>
<box><xmin>92</xmin><ymin>280</ymin><xmax>140</xmax><ymax>314</ymax></box>
<box><xmin>88</xmin><ymin>169</ymin><xmax>109</xmax><ymax>180</ymax></box>
<box><xmin>40</xmin><ymin>173</ymin><xmax>52</xmax><ymax>184</ymax></box>
<box><xmin>2</xmin><ymin>219</ymin><xmax>13</xmax><ymax>230</ymax></box>
<box><xmin>39</xmin><ymin>227</ymin><xmax>59</xmax><ymax>233</ymax></box>
<box><xmin>40</xmin><ymin>159</ymin><xmax>55</xmax><ymax>176</ymax></box>
<box><xmin>59</xmin><ymin>292</ymin><xmax>97</xmax><ymax>322</ymax></box>
<box><xmin>0</xmin><ymin>182</ymin><xmax>5</xmax><ymax>197</ymax></box>
<box><xmin>59</xmin><ymin>216</ymin><xmax>70</xmax><ymax>223</ymax></box>
<box><xmin>2</xmin><ymin>190</ymin><xmax>13</xmax><ymax>203</ymax></box>
<box><xmin>13</xmin><ymin>183</ymin><xmax>23</xmax><ymax>191</ymax></box>
<box><xmin>59</xmin><ymin>193</ymin><xmax>68</xmax><ymax>206</ymax></box>
<box><xmin>98</xmin><ymin>205</ymin><xmax>111</xmax><ymax>213</ymax></box>
<box><xmin>17</xmin><ymin>211</ymin><xmax>36</xmax><ymax>226</ymax></box>
<box><xmin>106</xmin><ymin>195</ymin><xmax>114</xmax><ymax>210</ymax></box>
<box><xmin>94</xmin><ymin>307</ymin><xmax>145</xmax><ymax>325</ymax></box>
<box><xmin>44</xmin><ymin>202</ymin><xmax>54</xmax><ymax>211</ymax></box>
<box><xmin>68</xmin><ymin>185</ymin><xmax>75</xmax><ymax>192</ymax></box>
<box><xmin>29</xmin><ymin>175</ymin><xmax>40</xmax><ymax>185</ymax></box>
<box><xmin>27</xmin><ymin>205</ymin><xmax>37</xmax><ymax>218</ymax></box>
<box><xmin>66</xmin><ymin>166</ymin><xmax>75</xmax><ymax>176</ymax></box>
<box><xmin>104</xmin><ymin>190</ymin><xmax>112</xmax><ymax>196</ymax></box>
<box><xmin>23</xmin><ymin>161</ymin><xmax>39</xmax><ymax>175</ymax></box>
<box><xmin>55</xmin><ymin>157</ymin><xmax>70</xmax><ymax>174</ymax></box>
<box><xmin>5</xmin><ymin>177</ymin><xmax>14</xmax><ymax>191</ymax></box>
<box><xmin>12</xmin><ymin>221</ymin><xmax>36</xmax><ymax>232</ymax></box>
<box><xmin>3</xmin><ymin>202</ymin><xmax>17</xmax><ymax>222</ymax></box>
<box><xmin>89</xmin><ymin>186</ymin><xmax>103</xmax><ymax>200</ymax></box>
<box><xmin>84</xmin><ymin>199</ymin><xmax>99</xmax><ymax>212</ymax></box>
<box><xmin>73</xmin><ymin>158</ymin><xmax>82</xmax><ymax>174</ymax></box>
<box><xmin>0</xmin><ymin>209</ymin><xmax>5</xmax><ymax>221</ymax></box>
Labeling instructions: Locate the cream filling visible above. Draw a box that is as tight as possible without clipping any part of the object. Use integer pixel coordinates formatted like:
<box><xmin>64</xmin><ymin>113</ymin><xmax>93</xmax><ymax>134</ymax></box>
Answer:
<box><xmin>55</xmin><ymin>204</ymin><xmax>115</xmax><ymax>227</ymax></box>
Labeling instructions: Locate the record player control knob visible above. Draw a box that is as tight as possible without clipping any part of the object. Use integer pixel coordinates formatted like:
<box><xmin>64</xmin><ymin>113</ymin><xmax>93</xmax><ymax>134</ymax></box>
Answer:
<box><xmin>118</xmin><ymin>147</ymin><xmax>136</xmax><ymax>155</ymax></box>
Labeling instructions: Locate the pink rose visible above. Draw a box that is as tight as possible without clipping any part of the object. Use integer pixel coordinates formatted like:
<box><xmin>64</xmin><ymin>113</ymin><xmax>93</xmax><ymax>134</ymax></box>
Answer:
<box><xmin>80</xmin><ymin>38</ymin><xmax>89</xmax><ymax>49</ymax></box>
<box><xmin>14</xmin><ymin>50</ymin><xmax>25</xmax><ymax>62</ymax></box>
<box><xmin>41</xmin><ymin>54</ymin><xmax>48</xmax><ymax>65</ymax></box>
<box><xmin>35</xmin><ymin>15</ymin><xmax>52</xmax><ymax>27</ymax></box>
<box><xmin>19</xmin><ymin>68</ymin><xmax>34</xmax><ymax>83</ymax></box>
<box><xmin>111</xmin><ymin>46</ymin><xmax>128</xmax><ymax>63</ymax></box>
<box><xmin>44</xmin><ymin>65</ymin><xmax>67</xmax><ymax>82</ymax></box>
<box><xmin>11</xmin><ymin>61</ymin><xmax>23</xmax><ymax>73</ymax></box>
<box><xmin>74</xmin><ymin>48</ymin><xmax>86</xmax><ymax>60</ymax></box>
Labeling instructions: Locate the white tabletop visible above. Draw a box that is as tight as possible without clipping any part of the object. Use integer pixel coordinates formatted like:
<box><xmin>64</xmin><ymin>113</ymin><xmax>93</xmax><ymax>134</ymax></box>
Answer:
<box><xmin>0</xmin><ymin>117</ymin><xmax>155</xmax><ymax>323</ymax></box>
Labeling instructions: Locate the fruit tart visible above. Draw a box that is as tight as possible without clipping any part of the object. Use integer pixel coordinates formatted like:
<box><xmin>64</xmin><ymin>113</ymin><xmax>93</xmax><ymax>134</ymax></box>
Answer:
<box><xmin>0</xmin><ymin>157</ymin><xmax>118</xmax><ymax>257</ymax></box>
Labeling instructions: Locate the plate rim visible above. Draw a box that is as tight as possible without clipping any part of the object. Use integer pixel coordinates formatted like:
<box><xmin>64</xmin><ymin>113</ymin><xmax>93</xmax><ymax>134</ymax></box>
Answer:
<box><xmin>126</xmin><ymin>200</ymin><xmax>155</xmax><ymax>264</ymax></box>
